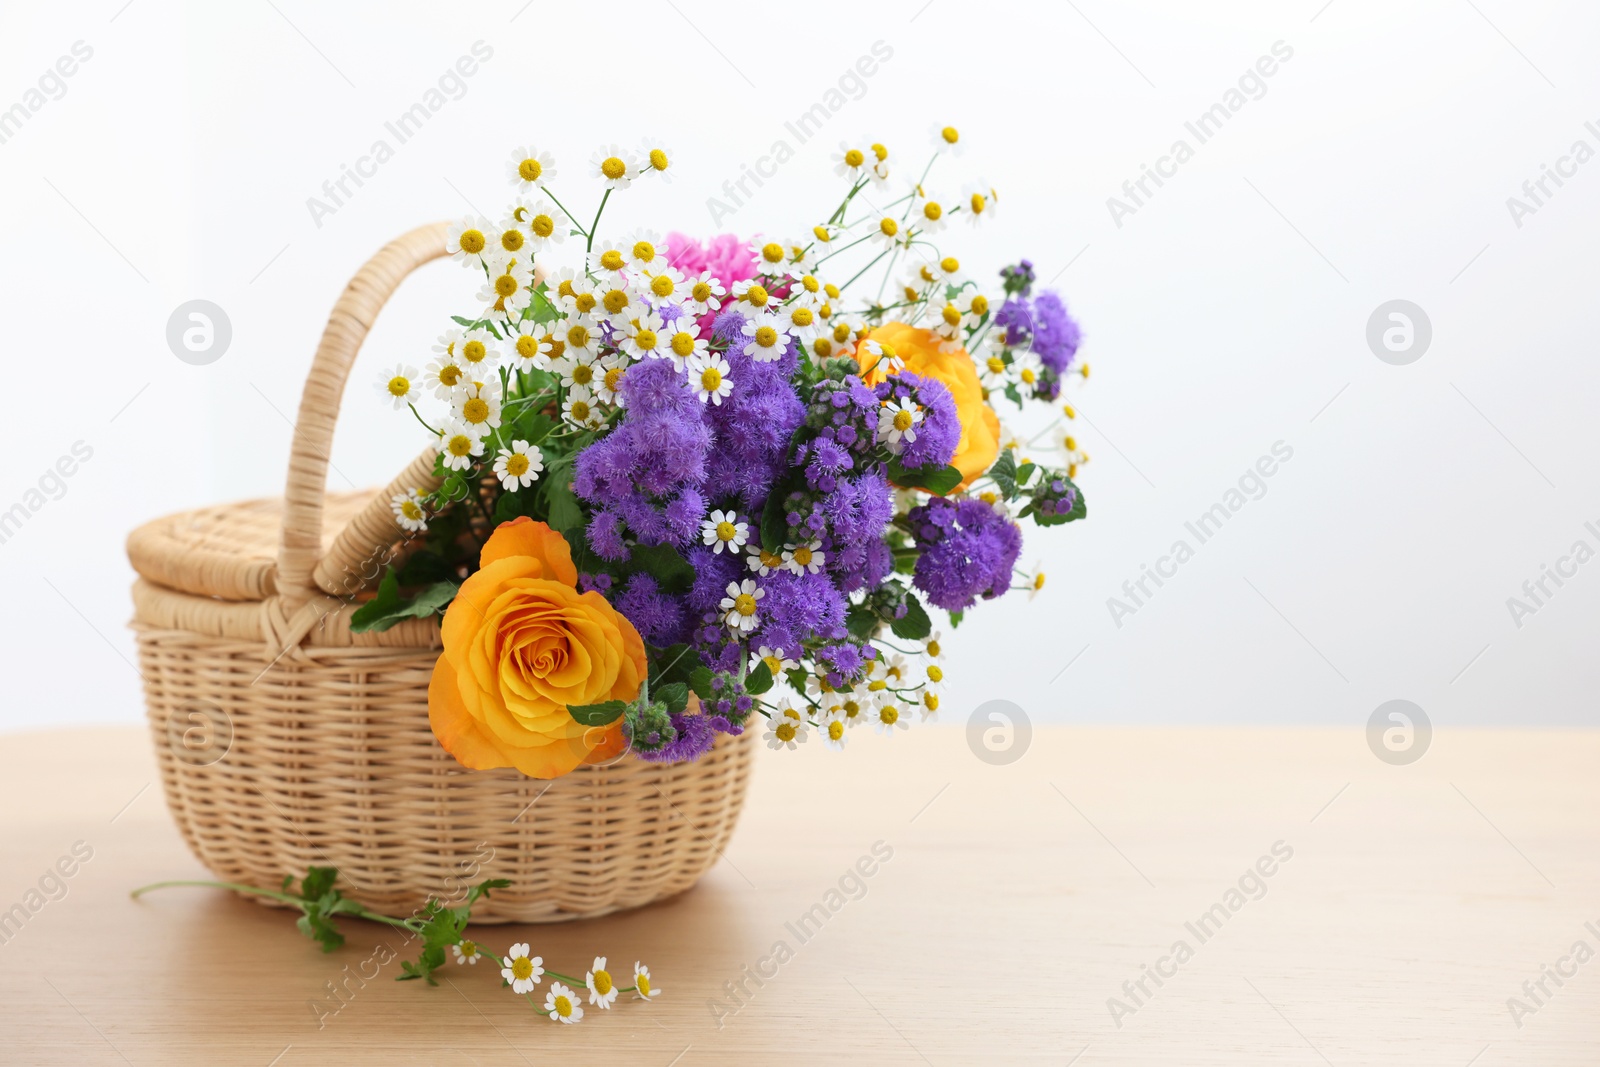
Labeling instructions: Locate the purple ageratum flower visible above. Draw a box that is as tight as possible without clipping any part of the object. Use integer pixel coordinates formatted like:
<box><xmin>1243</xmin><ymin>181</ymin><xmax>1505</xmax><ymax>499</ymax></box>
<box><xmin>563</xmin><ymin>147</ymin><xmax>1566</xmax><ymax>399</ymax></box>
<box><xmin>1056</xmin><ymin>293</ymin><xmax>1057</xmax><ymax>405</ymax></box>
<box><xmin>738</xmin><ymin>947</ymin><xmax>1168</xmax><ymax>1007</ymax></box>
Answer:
<box><xmin>614</xmin><ymin>573</ymin><xmax>687</xmax><ymax>647</ymax></box>
<box><xmin>755</xmin><ymin>569</ymin><xmax>847</xmax><ymax>660</ymax></box>
<box><xmin>907</xmin><ymin>495</ymin><xmax>1024</xmax><ymax>612</ymax></box>
<box><xmin>686</xmin><ymin>544</ymin><xmax>745</xmax><ymax>616</ymax></box>
<box><xmin>828</xmin><ymin>536</ymin><xmax>892</xmax><ymax>595</ymax></box>
<box><xmin>874</xmin><ymin>372</ymin><xmax>959</xmax><ymax>471</ymax></box>
<box><xmin>634</xmin><ymin>708</ymin><xmax>718</xmax><ymax>763</ymax></box>
<box><xmin>703</xmin><ymin>342</ymin><xmax>806</xmax><ymax>513</ymax></box>
<box><xmin>818</xmin><ymin>468</ymin><xmax>893</xmax><ymax>545</ymax></box>
<box><xmin>1030</xmin><ymin>290</ymin><xmax>1082</xmax><ymax>374</ymax></box>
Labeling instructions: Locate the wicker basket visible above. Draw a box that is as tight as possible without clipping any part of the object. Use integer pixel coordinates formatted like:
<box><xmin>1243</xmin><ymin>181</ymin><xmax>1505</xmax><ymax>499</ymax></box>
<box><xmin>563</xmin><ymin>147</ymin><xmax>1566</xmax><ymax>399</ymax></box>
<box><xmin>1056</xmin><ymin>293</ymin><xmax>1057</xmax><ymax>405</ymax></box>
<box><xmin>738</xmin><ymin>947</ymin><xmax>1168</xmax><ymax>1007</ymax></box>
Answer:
<box><xmin>128</xmin><ymin>223</ymin><xmax>756</xmax><ymax>923</ymax></box>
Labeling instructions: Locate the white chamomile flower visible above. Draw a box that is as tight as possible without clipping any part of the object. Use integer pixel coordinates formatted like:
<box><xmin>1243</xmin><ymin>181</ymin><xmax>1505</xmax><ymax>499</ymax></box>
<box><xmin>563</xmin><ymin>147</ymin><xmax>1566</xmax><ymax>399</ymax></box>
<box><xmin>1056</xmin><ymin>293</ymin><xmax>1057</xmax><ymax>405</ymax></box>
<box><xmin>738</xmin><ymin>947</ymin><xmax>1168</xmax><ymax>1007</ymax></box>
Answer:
<box><xmin>509</xmin><ymin>320</ymin><xmax>553</xmax><ymax>370</ymax></box>
<box><xmin>597</xmin><ymin>278</ymin><xmax>640</xmax><ymax>321</ymax></box>
<box><xmin>731</xmin><ymin>278</ymin><xmax>774</xmax><ymax>317</ymax></box>
<box><xmin>1054</xmin><ymin>425</ymin><xmax>1088</xmax><ymax>470</ymax></box>
<box><xmin>587</xmin><ymin>239</ymin><xmax>631</xmax><ymax>284</ymax></box>
<box><xmin>833</xmin><ymin>141</ymin><xmax>869</xmax><ymax>180</ymax></box>
<box><xmin>432</xmin><ymin>327</ymin><xmax>463</xmax><ymax>361</ymax></box>
<box><xmin>390</xmin><ymin>488</ymin><xmax>428</xmax><ymax>533</ymax></box>
<box><xmin>790</xmin><ymin>273</ymin><xmax>826</xmax><ymax>309</ymax></box>
<box><xmin>689</xmin><ymin>352</ymin><xmax>733</xmax><ymax>405</ymax></box>
<box><xmin>639</xmin><ymin>264</ymin><xmax>687</xmax><ymax>305</ymax></box>
<box><xmin>754</xmin><ymin>239</ymin><xmax>791</xmax><ymax>276</ymax></box>
<box><xmin>456</xmin><ymin>328</ymin><xmax>499</xmax><ymax>374</ymax></box>
<box><xmin>746</xmin><ymin>543</ymin><xmax>785</xmax><ymax>576</ymax></box>
<box><xmin>930</xmin><ymin>123</ymin><xmax>964</xmax><ymax>156</ymax></box>
<box><xmin>1026</xmin><ymin>561</ymin><xmax>1047</xmax><ymax>600</ymax></box>
<box><xmin>810</xmin><ymin>223</ymin><xmax>841</xmax><ymax>248</ymax></box>
<box><xmin>956</xmin><ymin>291</ymin><xmax>991</xmax><ymax>323</ymax></box>
<box><xmin>550</xmin><ymin>266</ymin><xmax>600</xmax><ymax>318</ymax></box>
<box><xmin>555</xmin><ymin>349</ymin><xmax>601</xmax><ymax>390</ymax></box>
<box><xmin>922</xmin><ymin>659</ymin><xmax>947</xmax><ymax>690</ymax></box>
<box><xmin>926</xmin><ymin>253</ymin><xmax>964</xmax><ymax>284</ymax></box>
<box><xmin>764</xmin><ymin>714</ymin><xmax>808</xmax><ymax>750</ymax></box>
<box><xmin>479</xmin><ymin>257</ymin><xmax>534</xmax><ymax>318</ymax></box>
<box><xmin>445</xmin><ymin>215</ymin><xmax>493</xmax><ymax>264</ymax></box>
<box><xmin>782</xmin><ymin>541</ymin><xmax>825</xmax><ymax>575</ymax></box>
<box><xmin>701</xmin><ymin>509</ymin><xmax>748</xmax><ymax>555</ymax></box>
<box><xmin>876</xmin><ymin>652</ymin><xmax>912</xmax><ymax>689</ymax></box>
<box><xmin>594</xmin><ymin>356</ymin><xmax>630</xmax><ymax>405</ymax></box>
<box><xmin>720</xmin><ymin>578</ymin><xmax>764</xmax><ymax>633</ymax></box>
<box><xmin>490</xmin><ymin>214</ymin><xmax>531</xmax><ymax>258</ymax></box>
<box><xmin>509</xmin><ymin>197</ymin><xmax>566</xmax><ymax>248</ymax></box>
<box><xmin>633</xmin><ymin>962</ymin><xmax>660</xmax><ymax>1000</ymax></box>
<box><xmin>860</xmin><ymin>338</ymin><xmax>904</xmax><ymax>375</ymax></box>
<box><xmin>438</xmin><ymin>423</ymin><xmax>484</xmax><ymax>471</ymax></box>
<box><xmin>1010</xmin><ymin>348</ymin><xmax>1042</xmax><ymax>391</ymax></box>
<box><xmin>622</xmin><ymin>228</ymin><xmax>666</xmax><ymax>273</ymax></box>
<box><xmin>780</xmin><ymin>301</ymin><xmax>823</xmax><ymax>342</ymax></box>
<box><xmin>618</xmin><ymin>309</ymin><xmax>667</xmax><ymax>361</ymax></box>
<box><xmin>753</xmin><ymin>645</ymin><xmax>798</xmax><ymax>677</ymax></box>
<box><xmin>452</xmin><ymin>939</ymin><xmax>482</xmax><ymax>965</ymax></box>
<box><xmin>741</xmin><ymin>316</ymin><xmax>790</xmax><ymax>363</ymax></box>
<box><xmin>545</xmin><ymin>981</ymin><xmax>583</xmax><ymax>1024</ymax></box>
<box><xmin>590</xmin><ymin>143</ymin><xmax>637</xmax><ymax>190</ymax></box>
<box><xmin>919</xmin><ymin>689</ymin><xmax>941</xmax><ymax>722</ymax></box>
<box><xmin>424</xmin><ymin>354</ymin><xmax>467</xmax><ymax>399</ymax></box>
<box><xmin>874</xmin><ymin>701</ymin><xmax>910</xmax><ymax>735</ymax></box>
<box><xmin>563</xmin><ymin>386</ymin><xmax>604</xmax><ymax>429</ymax></box>
<box><xmin>638</xmin><ymin>138</ymin><xmax>674</xmax><ymax>181</ymax></box>
<box><xmin>868</xmin><ymin>214</ymin><xmax>903</xmax><ymax>251</ymax></box>
<box><xmin>453</xmin><ymin>382</ymin><xmax>502</xmax><ymax>438</ymax></box>
<box><xmin>493</xmin><ymin>439</ymin><xmax>544</xmax><ymax>491</ymax></box>
<box><xmin>559</xmin><ymin>316</ymin><xmax>601</xmax><ymax>357</ymax></box>
<box><xmin>375</xmin><ymin>363</ymin><xmax>418</xmax><ymax>410</ymax></box>
<box><xmin>782</xmin><ymin>240</ymin><xmax>814</xmax><ymax>275</ymax></box>
<box><xmin>911</xmin><ymin>190</ymin><xmax>948</xmax><ymax>235</ymax></box>
<box><xmin>978</xmin><ymin>346</ymin><xmax>1012</xmax><ymax>388</ymax></box>
<box><xmin>828</xmin><ymin>693</ymin><xmax>869</xmax><ymax>729</ymax></box>
<box><xmin>664</xmin><ymin>326</ymin><xmax>707</xmax><ymax>373</ymax></box>
<box><xmin>586</xmin><ymin>957</ymin><xmax>619</xmax><ymax>1010</ymax></box>
<box><xmin>507</xmin><ymin>145</ymin><xmax>556</xmax><ymax>189</ymax></box>
<box><xmin>924</xmin><ymin>631</ymin><xmax>946</xmax><ymax>661</ymax></box>
<box><xmin>685</xmin><ymin>271</ymin><xmax>726</xmax><ymax>316</ymax></box>
<box><xmin>869</xmin><ymin>155</ymin><xmax>892</xmax><ymax>189</ymax></box>
<box><xmin>961</xmin><ymin>179</ymin><xmax>998</xmax><ymax>225</ymax></box>
<box><xmin>820</xmin><ymin>709</ymin><xmax>848</xmax><ymax>752</ymax></box>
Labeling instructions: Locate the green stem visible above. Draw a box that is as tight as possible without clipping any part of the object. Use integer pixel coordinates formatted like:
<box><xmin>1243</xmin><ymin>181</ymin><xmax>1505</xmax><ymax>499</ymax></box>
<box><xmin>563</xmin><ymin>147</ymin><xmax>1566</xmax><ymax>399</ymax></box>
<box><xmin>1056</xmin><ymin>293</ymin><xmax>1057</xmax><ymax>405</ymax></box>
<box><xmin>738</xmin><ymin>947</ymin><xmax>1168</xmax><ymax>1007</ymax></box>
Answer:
<box><xmin>839</xmin><ymin>249</ymin><xmax>889</xmax><ymax>293</ymax></box>
<box><xmin>541</xmin><ymin>186</ymin><xmax>588</xmax><ymax>238</ymax></box>
<box><xmin>408</xmin><ymin>404</ymin><xmax>441</xmax><ymax>437</ymax></box>
<box><xmin>129</xmin><ymin>879</ymin><xmax>418</xmax><ymax>931</ymax></box>
<box><xmin>813</xmin><ymin>231</ymin><xmax>875</xmax><ymax>266</ymax></box>
<box><xmin>586</xmin><ymin>189</ymin><xmax>612</xmax><ymax>254</ymax></box>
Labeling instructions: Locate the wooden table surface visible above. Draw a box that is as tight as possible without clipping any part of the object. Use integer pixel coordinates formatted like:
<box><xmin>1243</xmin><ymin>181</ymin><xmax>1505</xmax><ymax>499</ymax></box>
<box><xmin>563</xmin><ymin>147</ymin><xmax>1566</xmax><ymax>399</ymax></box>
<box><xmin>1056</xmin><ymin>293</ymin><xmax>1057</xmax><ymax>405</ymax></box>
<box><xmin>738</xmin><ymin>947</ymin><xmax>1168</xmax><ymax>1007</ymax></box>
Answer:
<box><xmin>2</xmin><ymin>723</ymin><xmax>1597</xmax><ymax>1065</ymax></box>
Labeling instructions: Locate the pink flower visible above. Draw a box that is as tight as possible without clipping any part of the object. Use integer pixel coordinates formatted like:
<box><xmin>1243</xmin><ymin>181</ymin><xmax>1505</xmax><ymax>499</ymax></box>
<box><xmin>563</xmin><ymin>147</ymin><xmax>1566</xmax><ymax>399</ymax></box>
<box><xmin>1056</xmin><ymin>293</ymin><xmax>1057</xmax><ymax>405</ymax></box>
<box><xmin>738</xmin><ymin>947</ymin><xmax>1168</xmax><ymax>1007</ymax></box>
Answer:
<box><xmin>666</xmin><ymin>233</ymin><xmax>760</xmax><ymax>333</ymax></box>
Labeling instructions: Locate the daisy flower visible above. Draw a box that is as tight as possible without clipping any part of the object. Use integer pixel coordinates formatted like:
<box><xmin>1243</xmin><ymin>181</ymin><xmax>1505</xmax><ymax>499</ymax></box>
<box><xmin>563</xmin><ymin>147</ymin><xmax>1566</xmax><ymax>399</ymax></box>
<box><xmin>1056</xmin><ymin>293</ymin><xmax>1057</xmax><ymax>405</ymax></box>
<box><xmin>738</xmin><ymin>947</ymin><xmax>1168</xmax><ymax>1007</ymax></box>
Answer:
<box><xmin>781</xmin><ymin>302</ymin><xmax>823</xmax><ymax>342</ymax></box>
<box><xmin>478</xmin><ymin>257</ymin><xmax>534</xmax><ymax>318</ymax></box>
<box><xmin>755</xmin><ymin>239</ymin><xmax>789</xmax><ymax>275</ymax></box>
<box><xmin>493</xmin><ymin>440</ymin><xmax>544</xmax><ymax>491</ymax></box>
<box><xmin>731</xmin><ymin>279</ymin><xmax>774</xmax><ymax>317</ymax></box>
<box><xmin>927</xmin><ymin>254</ymin><xmax>963</xmax><ymax>284</ymax></box>
<box><xmin>924</xmin><ymin>631</ymin><xmax>946</xmax><ymax>661</ymax></box>
<box><xmin>828</xmin><ymin>694</ymin><xmax>869</xmax><ymax>729</ymax></box>
<box><xmin>590</xmin><ymin>144</ymin><xmax>637</xmax><ymax>190</ymax></box>
<box><xmin>453</xmin><ymin>382</ymin><xmax>502</xmax><ymax>438</ymax></box>
<box><xmin>956</xmin><ymin>291</ymin><xmax>991</xmax><ymax>323</ymax></box>
<box><xmin>783</xmin><ymin>241</ymin><xmax>814</xmax><ymax>274</ymax></box>
<box><xmin>423</xmin><ymin>355</ymin><xmax>466</xmax><ymax>399</ymax></box>
<box><xmin>457</xmin><ymin>328</ymin><xmax>499</xmax><ymax>374</ymax></box>
<box><xmin>510</xmin><ymin>321</ymin><xmax>552</xmax><ymax>370</ymax></box>
<box><xmin>375</xmin><ymin>363</ymin><xmax>418</xmax><ymax>410</ymax></box>
<box><xmin>720</xmin><ymin>579</ymin><xmax>764</xmax><ymax>633</ymax></box>
<box><xmin>390</xmin><ymin>488</ymin><xmax>427</xmax><ymax>533</ymax></box>
<box><xmin>874</xmin><ymin>702</ymin><xmax>910</xmax><ymax>735</ymax></box>
<box><xmin>617</xmin><ymin>309</ymin><xmax>667</xmax><ymax>361</ymax></box>
<box><xmin>588</xmin><ymin>239</ymin><xmax>630</xmax><ymax>283</ymax></box>
<box><xmin>452</xmin><ymin>939</ymin><xmax>482</xmax><ymax>965</ymax></box>
<box><xmin>685</xmin><ymin>271</ymin><xmax>726</xmax><ymax>316</ymax></box>
<box><xmin>811</xmin><ymin>223</ymin><xmax>841</xmax><ymax>247</ymax></box>
<box><xmin>491</xmin><ymin>215</ymin><xmax>529</xmax><ymax>257</ymax></box>
<box><xmin>640</xmin><ymin>264</ymin><xmax>687</xmax><ymax>305</ymax></box>
<box><xmin>1026</xmin><ymin>562</ymin><xmax>1047</xmax><ymax>600</ymax></box>
<box><xmin>922</xmin><ymin>660</ymin><xmax>947</xmax><ymax>690</ymax></box>
<box><xmin>586</xmin><ymin>957</ymin><xmax>619</xmax><ymax>1010</ymax></box>
<box><xmin>550</xmin><ymin>266</ymin><xmax>600</xmax><ymax>318</ymax></box>
<box><xmin>700</xmin><ymin>509</ymin><xmax>748</xmax><ymax>555</ymax></box>
<box><xmin>633</xmin><ymin>962</ymin><xmax>660</xmax><ymax>1000</ymax></box>
<box><xmin>868</xmin><ymin>215</ymin><xmax>903</xmax><ymax>251</ymax></box>
<box><xmin>554</xmin><ymin>349</ymin><xmax>601</xmax><ymax>391</ymax></box>
<box><xmin>920</xmin><ymin>689</ymin><xmax>941</xmax><ymax>722</ymax></box>
<box><xmin>438</xmin><ymin>423</ymin><xmax>484</xmax><ymax>471</ymax></box>
<box><xmin>764</xmin><ymin>715</ymin><xmax>808</xmax><ymax>750</ymax></box>
<box><xmin>741</xmin><ymin>317</ymin><xmax>789</xmax><ymax>363</ymax></box>
<box><xmin>638</xmin><ymin>138</ymin><xmax>674</xmax><ymax>180</ymax></box>
<box><xmin>782</xmin><ymin>541</ymin><xmax>825</xmax><ymax>575</ymax></box>
<box><xmin>507</xmin><ymin>145</ymin><xmax>556</xmax><ymax>189</ymax></box>
<box><xmin>623</xmin><ymin>228</ymin><xmax>666</xmax><ymax>273</ymax></box>
<box><xmin>432</xmin><ymin>327</ymin><xmax>463</xmax><ymax>361</ymax></box>
<box><xmin>820</xmin><ymin>710</ymin><xmax>848</xmax><ymax>752</ymax></box>
<box><xmin>833</xmin><ymin>142</ymin><xmax>869</xmax><ymax>180</ymax></box>
<box><xmin>545</xmin><ymin>982</ymin><xmax>583</xmax><ymax>1024</ymax></box>
<box><xmin>445</xmin><ymin>216</ymin><xmax>492</xmax><ymax>264</ymax></box>
<box><xmin>1010</xmin><ymin>349</ymin><xmax>1042</xmax><ymax>391</ymax></box>
<box><xmin>664</xmin><ymin>327</ymin><xmax>707</xmax><ymax>373</ymax></box>
<box><xmin>912</xmin><ymin>191</ymin><xmax>947</xmax><ymax>234</ymax></box>
<box><xmin>559</xmin><ymin>317</ymin><xmax>601</xmax><ymax>358</ymax></box>
<box><xmin>860</xmin><ymin>338</ymin><xmax>904</xmax><ymax>375</ymax></box>
<box><xmin>753</xmin><ymin>645</ymin><xmax>798</xmax><ymax>677</ymax></box>
<box><xmin>791</xmin><ymin>273</ymin><xmax>826</xmax><ymax>307</ymax></box>
<box><xmin>746</xmin><ymin>543</ymin><xmax>785</xmax><ymax>577</ymax></box>
<box><xmin>931</xmin><ymin>123</ymin><xmax>964</xmax><ymax>156</ymax></box>
<box><xmin>933</xmin><ymin>300</ymin><xmax>966</xmax><ymax>340</ymax></box>
<box><xmin>688</xmin><ymin>352</ymin><xmax>733</xmax><ymax>405</ymax></box>
<box><xmin>563</xmin><ymin>386</ymin><xmax>604</xmax><ymax>430</ymax></box>
<box><xmin>961</xmin><ymin>180</ymin><xmax>998</xmax><ymax>225</ymax></box>
<box><xmin>509</xmin><ymin>197</ymin><xmax>565</xmax><ymax>248</ymax></box>
<box><xmin>868</xmin><ymin>156</ymin><xmax>892</xmax><ymax>189</ymax></box>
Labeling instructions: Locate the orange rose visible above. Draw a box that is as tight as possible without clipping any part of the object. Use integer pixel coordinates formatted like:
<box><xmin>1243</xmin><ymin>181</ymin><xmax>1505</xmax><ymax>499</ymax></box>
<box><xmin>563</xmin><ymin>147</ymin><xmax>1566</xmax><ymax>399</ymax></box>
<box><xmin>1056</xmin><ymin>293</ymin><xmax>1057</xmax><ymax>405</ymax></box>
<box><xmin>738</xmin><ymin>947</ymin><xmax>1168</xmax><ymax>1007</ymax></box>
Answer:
<box><xmin>858</xmin><ymin>321</ymin><xmax>1001</xmax><ymax>489</ymax></box>
<box><xmin>428</xmin><ymin>517</ymin><xmax>647</xmax><ymax>779</ymax></box>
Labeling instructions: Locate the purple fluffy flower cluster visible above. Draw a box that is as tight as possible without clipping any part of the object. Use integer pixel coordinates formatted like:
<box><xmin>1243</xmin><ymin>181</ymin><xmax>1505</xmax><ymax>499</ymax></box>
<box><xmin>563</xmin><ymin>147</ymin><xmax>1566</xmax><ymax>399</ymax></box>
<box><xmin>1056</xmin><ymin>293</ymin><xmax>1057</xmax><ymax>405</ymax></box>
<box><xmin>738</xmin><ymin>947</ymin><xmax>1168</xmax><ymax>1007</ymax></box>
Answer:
<box><xmin>873</xmin><ymin>371</ymin><xmax>960</xmax><ymax>470</ymax></box>
<box><xmin>996</xmin><ymin>289</ymin><xmax>1082</xmax><ymax>377</ymax></box>
<box><xmin>906</xmin><ymin>496</ymin><xmax>1023</xmax><ymax>612</ymax></box>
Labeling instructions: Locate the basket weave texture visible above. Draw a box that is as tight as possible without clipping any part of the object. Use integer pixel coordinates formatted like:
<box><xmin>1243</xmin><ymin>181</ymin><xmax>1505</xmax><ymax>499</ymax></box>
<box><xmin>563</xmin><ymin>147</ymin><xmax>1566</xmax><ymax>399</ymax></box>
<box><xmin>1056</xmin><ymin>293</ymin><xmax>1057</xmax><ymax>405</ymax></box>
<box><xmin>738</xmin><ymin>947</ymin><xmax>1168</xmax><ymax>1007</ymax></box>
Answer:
<box><xmin>128</xmin><ymin>223</ymin><xmax>755</xmax><ymax>923</ymax></box>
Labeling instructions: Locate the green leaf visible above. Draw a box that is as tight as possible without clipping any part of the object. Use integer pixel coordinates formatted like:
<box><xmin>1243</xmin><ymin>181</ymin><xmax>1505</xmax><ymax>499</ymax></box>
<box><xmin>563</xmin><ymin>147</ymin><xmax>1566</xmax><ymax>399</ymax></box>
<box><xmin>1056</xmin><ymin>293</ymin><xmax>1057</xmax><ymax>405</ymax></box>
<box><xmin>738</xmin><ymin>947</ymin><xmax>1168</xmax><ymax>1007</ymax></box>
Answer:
<box><xmin>628</xmin><ymin>543</ymin><xmax>695</xmax><ymax>594</ymax></box>
<box><xmin>530</xmin><ymin>287</ymin><xmax>561</xmax><ymax>325</ymax></box>
<box><xmin>785</xmin><ymin>667</ymin><xmax>809</xmax><ymax>694</ymax></box>
<box><xmin>567</xmin><ymin>699</ymin><xmax>628</xmax><ymax>727</ymax></box>
<box><xmin>1003</xmin><ymin>382</ymin><xmax>1023</xmax><ymax>408</ymax></box>
<box><xmin>349</xmin><ymin>572</ymin><xmax>458</xmax><ymax>633</ymax></box>
<box><xmin>890</xmin><ymin>594</ymin><xmax>932</xmax><ymax>640</ymax></box>
<box><xmin>989</xmin><ymin>449</ymin><xmax>1018</xmax><ymax>500</ymax></box>
<box><xmin>300</xmin><ymin>866</ymin><xmax>339</xmax><ymax>900</ymax></box>
<box><xmin>745</xmin><ymin>660</ymin><xmax>773</xmax><ymax>695</ymax></box>
<box><xmin>760</xmin><ymin>484</ymin><xmax>791</xmax><ymax>552</ymax></box>
<box><xmin>649</xmin><ymin>643</ymin><xmax>694</xmax><ymax>687</ymax></box>
<box><xmin>1015</xmin><ymin>461</ymin><xmax>1037</xmax><ymax>488</ymax></box>
<box><xmin>687</xmin><ymin>665</ymin><xmax>715</xmax><ymax>701</ymax></box>
<box><xmin>510</xmin><ymin>409</ymin><xmax>557</xmax><ymax>447</ymax></box>
<box><xmin>465</xmin><ymin>878</ymin><xmax>511</xmax><ymax>907</ymax></box>
<box><xmin>544</xmin><ymin>475</ymin><xmax>584</xmax><ymax>533</ymax></box>
<box><xmin>845</xmin><ymin>605</ymin><xmax>879</xmax><ymax>641</ymax></box>
<box><xmin>450</xmin><ymin>315</ymin><xmax>487</xmax><ymax>330</ymax></box>
<box><xmin>949</xmin><ymin>609</ymin><xmax>965</xmax><ymax>629</ymax></box>
<box><xmin>887</xmin><ymin>459</ymin><xmax>963</xmax><ymax>497</ymax></box>
<box><xmin>655</xmin><ymin>682</ymin><xmax>689</xmax><ymax>715</ymax></box>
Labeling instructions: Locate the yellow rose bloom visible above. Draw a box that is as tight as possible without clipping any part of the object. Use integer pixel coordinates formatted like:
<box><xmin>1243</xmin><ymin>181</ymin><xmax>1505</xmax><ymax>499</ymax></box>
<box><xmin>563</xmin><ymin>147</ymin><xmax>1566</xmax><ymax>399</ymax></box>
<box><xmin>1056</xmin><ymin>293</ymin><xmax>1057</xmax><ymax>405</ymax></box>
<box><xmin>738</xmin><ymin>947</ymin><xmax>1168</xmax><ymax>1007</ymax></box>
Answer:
<box><xmin>428</xmin><ymin>517</ymin><xmax>646</xmax><ymax>779</ymax></box>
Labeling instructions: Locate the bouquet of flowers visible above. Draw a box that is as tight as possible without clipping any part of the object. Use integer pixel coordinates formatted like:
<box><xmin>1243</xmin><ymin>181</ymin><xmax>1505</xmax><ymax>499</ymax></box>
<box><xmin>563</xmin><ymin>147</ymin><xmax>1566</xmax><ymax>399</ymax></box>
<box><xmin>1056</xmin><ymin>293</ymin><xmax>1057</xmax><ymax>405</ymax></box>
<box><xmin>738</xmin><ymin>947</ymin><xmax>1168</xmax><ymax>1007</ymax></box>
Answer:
<box><xmin>362</xmin><ymin>125</ymin><xmax>1091</xmax><ymax>782</ymax></box>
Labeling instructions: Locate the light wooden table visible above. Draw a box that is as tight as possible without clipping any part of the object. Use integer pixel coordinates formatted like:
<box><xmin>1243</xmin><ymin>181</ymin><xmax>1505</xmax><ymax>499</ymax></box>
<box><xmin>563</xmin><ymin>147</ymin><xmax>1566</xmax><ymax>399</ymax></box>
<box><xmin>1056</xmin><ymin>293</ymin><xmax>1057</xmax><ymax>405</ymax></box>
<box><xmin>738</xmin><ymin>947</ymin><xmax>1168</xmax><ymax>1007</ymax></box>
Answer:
<box><xmin>2</xmin><ymin>724</ymin><xmax>1597</xmax><ymax>1065</ymax></box>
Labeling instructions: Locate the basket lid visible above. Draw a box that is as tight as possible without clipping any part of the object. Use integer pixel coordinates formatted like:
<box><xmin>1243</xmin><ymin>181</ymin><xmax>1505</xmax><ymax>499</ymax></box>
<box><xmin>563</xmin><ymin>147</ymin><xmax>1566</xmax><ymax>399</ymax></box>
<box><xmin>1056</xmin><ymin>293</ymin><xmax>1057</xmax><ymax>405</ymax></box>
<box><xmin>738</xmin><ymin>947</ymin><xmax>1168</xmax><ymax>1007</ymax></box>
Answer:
<box><xmin>127</xmin><ymin>491</ymin><xmax>377</xmax><ymax>602</ymax></box>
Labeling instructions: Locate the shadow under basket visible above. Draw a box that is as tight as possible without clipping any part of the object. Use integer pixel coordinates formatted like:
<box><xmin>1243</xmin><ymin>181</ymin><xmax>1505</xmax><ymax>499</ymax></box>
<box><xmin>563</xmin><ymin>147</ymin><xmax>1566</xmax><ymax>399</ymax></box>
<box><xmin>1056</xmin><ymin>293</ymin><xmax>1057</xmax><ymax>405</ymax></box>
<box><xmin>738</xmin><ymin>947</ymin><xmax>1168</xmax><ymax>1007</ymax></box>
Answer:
<box><xmin>127</xmin><ymin>223</ymin><xmax>756</xmax><ymax>923</ymax></box>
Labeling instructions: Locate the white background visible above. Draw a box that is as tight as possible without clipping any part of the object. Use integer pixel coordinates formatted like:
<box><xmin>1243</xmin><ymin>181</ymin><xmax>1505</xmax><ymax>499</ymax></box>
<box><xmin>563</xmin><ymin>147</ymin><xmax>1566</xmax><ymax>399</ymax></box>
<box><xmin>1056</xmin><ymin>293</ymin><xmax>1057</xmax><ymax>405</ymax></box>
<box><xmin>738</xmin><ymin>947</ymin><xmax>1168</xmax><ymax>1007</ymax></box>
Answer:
<box><xmin>2</xmin><ymin>0</ymin><xmax>1597</xmax><ymax>734</ymax></box>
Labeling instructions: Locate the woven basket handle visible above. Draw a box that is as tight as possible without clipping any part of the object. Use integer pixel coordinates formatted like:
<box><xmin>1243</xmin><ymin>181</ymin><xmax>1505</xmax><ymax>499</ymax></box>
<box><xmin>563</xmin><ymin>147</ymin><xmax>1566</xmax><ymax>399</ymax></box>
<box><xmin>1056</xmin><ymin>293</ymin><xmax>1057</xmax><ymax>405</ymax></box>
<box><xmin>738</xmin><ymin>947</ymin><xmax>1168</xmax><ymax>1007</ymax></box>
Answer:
<box><xmin>277</xmin><ymin>222</ymin><xmax>450</xmax><ymax>608</ymax></box>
